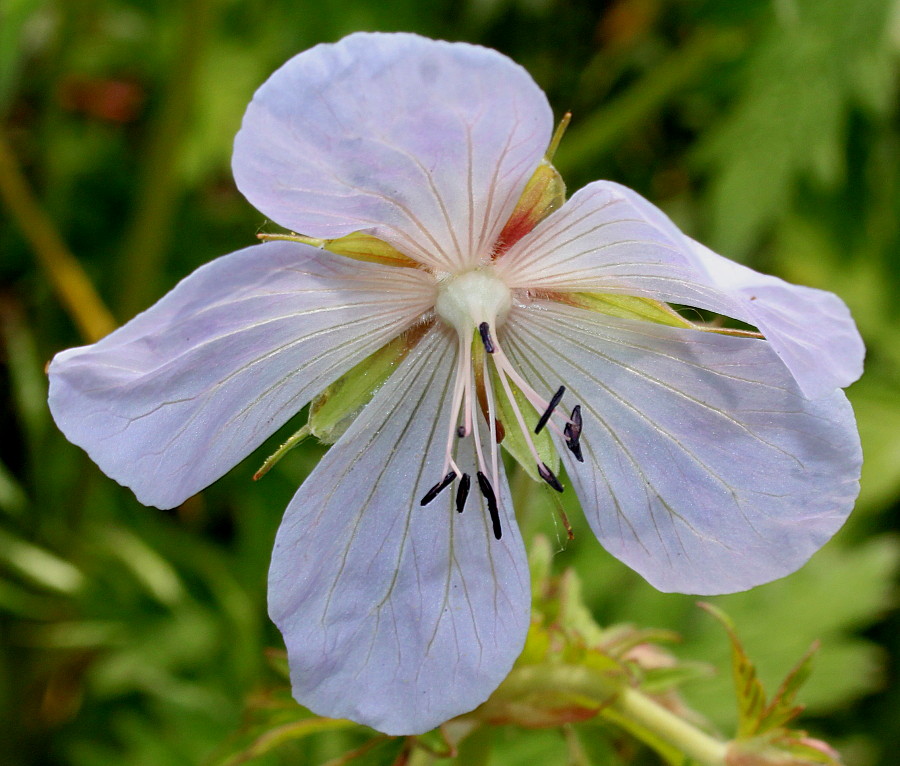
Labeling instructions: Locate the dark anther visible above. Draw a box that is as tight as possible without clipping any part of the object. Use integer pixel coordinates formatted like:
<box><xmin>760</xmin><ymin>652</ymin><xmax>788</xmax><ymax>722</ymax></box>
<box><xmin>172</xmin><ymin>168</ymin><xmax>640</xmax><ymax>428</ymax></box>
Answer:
<box><xmin>456</xmin><ymin>473</ymin><xmax>471</xmax><ymax>513</ymax></box>
<box><xmin>476</xmin><ymin>471</ymin><xmax>502</xmax><ymax>539</ymax></box>
<box><xmin>535</xmin><ymin>385</ymin><xmax>565</xmax><ymax>434</ymax></box>
<box><xmin>478</xmin><ymin>322</ymin><xmax>495</xmax><ymax>353</ymax></box>
<box><xmin>457</xmin><ymin>424</ymin><xmax>466</xmax><ymax>438</ymax></box>
<box><xmin>420</xmin><ymin>471</ymin><xmax>457</xmax><ymax>506</ymax></box>
<box><xmin>563</xmin><ymin>405</ymin><xmax>584</xmax><ymax>463</ymax></box>
<box><xmin>537</xmin><ymin>463</ymin><xmax>564</xmax><ymax>493</ymax></box>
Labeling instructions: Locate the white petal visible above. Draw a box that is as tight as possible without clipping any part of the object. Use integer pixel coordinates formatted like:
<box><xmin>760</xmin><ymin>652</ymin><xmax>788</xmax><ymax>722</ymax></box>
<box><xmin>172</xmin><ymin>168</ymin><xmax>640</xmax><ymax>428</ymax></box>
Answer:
<box><xmin>504</xmin><ymin>301</ymin><xmax>861</xmax><ymax>594</ymax></box>
<box><xmin>498</xmin><ymin>181</ymin><xmax>864</xmax><ymax>397</ymax></box>
<box><xmin>48</xmin><ymin>241</ymin><xmax>434</xmax><ymax>509</ymax></box>
<box><xmin>269</xmin><ymin>326</ymin><xmax>530</xmax><ymax>734</ymax></box>
<box><xmin>233</xmin><ymin>32</ymin><xmax>552</xmax><ymax>271</ymax></box>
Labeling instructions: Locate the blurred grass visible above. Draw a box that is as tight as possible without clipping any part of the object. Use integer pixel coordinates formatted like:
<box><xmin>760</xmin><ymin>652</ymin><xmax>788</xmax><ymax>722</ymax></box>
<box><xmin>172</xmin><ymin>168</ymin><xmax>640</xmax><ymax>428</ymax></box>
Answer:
<box><xmin>1</xmin><ymin>0</ymin><xmax>899</xmax><ymax>764</ymax></box>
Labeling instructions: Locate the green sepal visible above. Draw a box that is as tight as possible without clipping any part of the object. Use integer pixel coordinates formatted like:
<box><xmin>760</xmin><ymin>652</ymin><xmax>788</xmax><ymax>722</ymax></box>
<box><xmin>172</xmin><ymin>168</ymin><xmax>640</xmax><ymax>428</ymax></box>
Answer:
<box><xmin>565</xmin><ymin>292</ymin><xmax>694</xmax><ymax>328</ymax></box>
<box><xmin>308</xmin><ymin>331</ymin><xmax>418</xmax><ymax>444</ymax></box>
<box><xmin>495</xmin><ymin>159</ymin><xmax>567</xmax><ymax>254</ymax></box>
<box><xmin>259</xmin><ymin>230</ymin><xmax>418</xmax><ymax>268</ymax></box>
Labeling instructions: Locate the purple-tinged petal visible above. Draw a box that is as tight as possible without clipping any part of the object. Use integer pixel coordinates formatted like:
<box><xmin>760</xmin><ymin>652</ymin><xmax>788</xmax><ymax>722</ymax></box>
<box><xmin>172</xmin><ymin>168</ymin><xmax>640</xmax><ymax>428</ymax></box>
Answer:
<box><xmin>498</xmin><ymin>181</ymin><xmax>864</xmax><ymax>397</ymax></box>
<box><xmin>269</xmin><ymin>326</ymin><xmax>529</xmax><ymax>735</ymax></box>
<box><xmin>685</xmin><ymin>238</ymin><xmax>864</xmax><ymax>399</ymax></box>
<box><xmin>48</xmin><ymin>241</ymin><xmax>434</xmax><ymax>509</ymax></box>
<box><xmin>233</xmin><ymin>32</ymin><xmax>552</xmax><ymax>272</ymax></box>
<box><xmin>504</xmin><ymin>301</ymin><xmax>861</xmax><ymax>595</ymax></box>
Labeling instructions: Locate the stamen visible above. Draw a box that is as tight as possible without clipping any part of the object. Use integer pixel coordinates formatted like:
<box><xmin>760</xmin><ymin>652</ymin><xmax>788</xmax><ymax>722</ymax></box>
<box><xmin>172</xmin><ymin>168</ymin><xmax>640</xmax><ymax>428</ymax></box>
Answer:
<box><xmin>420</xmin><ymin>471</ymin><xmax>457</xmax><ymax>506</ymax></box>
<box><xmin>537</xmin><ymin>462</ymin><xmax>564</xmax><ymax>493</ymax></box>
<box><xmin>478</xmin><ymin>322</ymin><xmax>495</xmax><ymax>353</ymax></box>
<box><xmin>564</xmin><ymin>405</ymin><xmax>584</xmax><ymax>463</ymax></box>
<box><xmin>476</xmin><ymin>471</ymin><xmax>502</xmax><ymax>540</ymax></box>
<box><xmin>457</xmin><ymin>425</ymin><xmax>466</xmax><ymax>438</ymax></box>
<box><xmin>456</xmin><ymin>473</ymin><xmax>471</xmax><ymax>513</ymax></box>
<box><xmin>534</xmin><ymin>385</ymin><xmax>565</xmax><ymax>434</ymax></box>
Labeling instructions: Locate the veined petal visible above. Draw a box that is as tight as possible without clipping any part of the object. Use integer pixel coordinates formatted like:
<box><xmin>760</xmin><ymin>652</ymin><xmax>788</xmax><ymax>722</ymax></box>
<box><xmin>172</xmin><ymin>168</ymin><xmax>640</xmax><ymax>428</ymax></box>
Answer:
<box><xmin>269</xmin><ymin>326</ymin><xmax>529</xmax><ymax>735</ymax></box>
<box><xmin>504</xmin><ymin>301</ymin><xmax>861</xmax><ymax>595</ymax></box>
<box><xmin>498</xmin><ymin>181</ymin><xmax>864</xmax><ymax>397</ymax></box>
<box><xmin>233</xmin><ymin>32</ymin><xmax>552</xmax><ymax>272</ymax></box>
<box><xmin>48</xmin><ymin>241</ymin><xmax>434</xmax><ymax>509</ymax></box>
<box><xmin>685</xmin><ymin>238</ymin><xmax>864</xmax><ymax>398</ymax></box>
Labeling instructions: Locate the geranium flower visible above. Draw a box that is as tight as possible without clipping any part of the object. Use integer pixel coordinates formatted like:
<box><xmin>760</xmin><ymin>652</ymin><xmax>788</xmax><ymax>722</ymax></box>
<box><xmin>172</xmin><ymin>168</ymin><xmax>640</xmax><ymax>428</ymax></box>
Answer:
<box><xmin>48</xmin><ymin>33</ymin><xmax>863</xmax><ymax>735</ymax></box>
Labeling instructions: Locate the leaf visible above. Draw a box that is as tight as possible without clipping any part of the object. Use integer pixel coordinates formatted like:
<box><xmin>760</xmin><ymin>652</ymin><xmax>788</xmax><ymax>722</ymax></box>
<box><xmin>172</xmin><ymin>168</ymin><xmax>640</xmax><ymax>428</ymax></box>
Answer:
<box><xmin>212</xmin><ymin>716</ymin><xmax>359</xmax><ymax>766</ymax></box>
<box><xmin>698</xmin><ymin>602</ymin><xmax>768</xmax><ymax>737</ymax></box>
<box><xmin>696</xmin><ymin>0</ymin><xmax>895</xmax><ymax>256</ymax></box>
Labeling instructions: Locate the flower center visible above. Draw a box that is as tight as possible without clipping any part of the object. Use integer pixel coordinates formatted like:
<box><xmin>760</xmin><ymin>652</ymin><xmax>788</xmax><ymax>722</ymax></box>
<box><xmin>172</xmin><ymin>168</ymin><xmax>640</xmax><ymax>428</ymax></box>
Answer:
<box><xmin>434</xmin><ymin>268</ymin><xmax>512</xmax><ymax>337</ymax></box>
<box><xmin>422</xmin><ymin>268</ymin><xmax>584</xmax><ymax>540</ymax></box>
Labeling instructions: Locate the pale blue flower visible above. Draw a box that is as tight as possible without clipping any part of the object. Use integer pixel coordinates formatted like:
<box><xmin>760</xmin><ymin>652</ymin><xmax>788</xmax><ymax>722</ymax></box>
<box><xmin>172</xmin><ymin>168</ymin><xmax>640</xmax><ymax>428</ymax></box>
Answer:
<box><xmin>48</xmin><ymin>33</ymin><xmax>863</xmax><ymax>735</ymax></box>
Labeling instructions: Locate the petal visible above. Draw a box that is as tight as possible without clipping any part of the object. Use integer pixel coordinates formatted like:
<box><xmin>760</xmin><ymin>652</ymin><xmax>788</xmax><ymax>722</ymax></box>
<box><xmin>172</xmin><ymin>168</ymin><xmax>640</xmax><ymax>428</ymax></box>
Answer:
<box><xmin>269</xmin><ymin>325</ymin><xmax>530</xmax><ymax>735</ymax></box>
<box><xmin>48</xmin><ymin>241</ymin><xmax>434</xmax><ymax>509</ymax></box>
<box><xmin>503</xmin><ymin>301</ymin><xmax>861</xmax><ymax>594</ymax></box>
<box><xmin>233</xmin><ymin>32</ymin><xmax>552</xmax><ymax>272</ymax></box>
<box><xmin>498</xmin><ymin>181</ymin><xmax>864</xmax><ymax>397</ymax></box>
<box><xmin>685</xmin><ymin>238</ymin><xmax>864</xmax><ymax>398</ymax></box>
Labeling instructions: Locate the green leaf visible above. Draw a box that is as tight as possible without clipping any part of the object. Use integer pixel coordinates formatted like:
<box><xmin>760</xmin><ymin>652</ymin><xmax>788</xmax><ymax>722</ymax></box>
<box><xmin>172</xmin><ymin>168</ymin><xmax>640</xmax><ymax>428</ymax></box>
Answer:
<box><xmin>696</xmin><ymin>0</ymin><xmax>895</xmax><ymax>256</ymax></box>
<box><xmin>698</xmin><ymin>602</ymin><xmax>767</xmax><ymax>737</ymax></box>
<box><xmin>212</xmin><ymin>716</ymin><xmax>360</xmax><ymax>766</ymax></box>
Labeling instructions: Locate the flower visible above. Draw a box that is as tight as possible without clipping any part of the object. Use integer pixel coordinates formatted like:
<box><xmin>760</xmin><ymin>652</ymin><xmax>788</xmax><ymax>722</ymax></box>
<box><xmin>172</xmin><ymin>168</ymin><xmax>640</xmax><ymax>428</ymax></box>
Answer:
<box><xmin>47</xmin><ymin>32</ymin><xmax>863</xmax><ymax>735</ymax></box>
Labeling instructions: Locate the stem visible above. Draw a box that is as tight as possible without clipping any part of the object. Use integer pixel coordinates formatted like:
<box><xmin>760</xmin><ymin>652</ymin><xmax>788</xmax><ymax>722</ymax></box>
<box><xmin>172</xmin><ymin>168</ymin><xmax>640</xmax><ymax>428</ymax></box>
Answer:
<box><xmin>491</xmin><ymin>665</ymin><xmax>728</xmax><ymax>766</ymax></box>
<box><xmin>0</xmin><ymin>130</ymin><xmax>116</xmax><ymax>342</ymax></box>
<box><xmin>611</xmin><ymin>686</ymin><xmax>729</xmax><ymax>766</ymax></box>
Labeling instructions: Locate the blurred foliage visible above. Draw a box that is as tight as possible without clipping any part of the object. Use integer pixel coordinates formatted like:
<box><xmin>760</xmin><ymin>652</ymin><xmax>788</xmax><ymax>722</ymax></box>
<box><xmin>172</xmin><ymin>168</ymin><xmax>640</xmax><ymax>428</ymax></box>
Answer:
<box><xmin>1</xmin><ymin>0</ymin><xmax>899</xmax><ymax>765</ymax></box>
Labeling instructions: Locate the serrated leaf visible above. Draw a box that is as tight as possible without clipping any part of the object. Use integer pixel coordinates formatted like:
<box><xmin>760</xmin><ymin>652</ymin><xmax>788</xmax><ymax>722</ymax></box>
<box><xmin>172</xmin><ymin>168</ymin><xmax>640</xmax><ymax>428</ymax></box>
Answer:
<box><xmin>696</xmin><ymin>0</ymin><xmax>894</xmax><ymax>255</ymax></box>
<box><xmin>757</xmin><ymin>642</ymin><xmax>819</xmax><ymax>733</ymax></box>
<box><xmin>698</xmin><ymin>602</ymin><xmax>767</xmax><ymax>737</ymax></box>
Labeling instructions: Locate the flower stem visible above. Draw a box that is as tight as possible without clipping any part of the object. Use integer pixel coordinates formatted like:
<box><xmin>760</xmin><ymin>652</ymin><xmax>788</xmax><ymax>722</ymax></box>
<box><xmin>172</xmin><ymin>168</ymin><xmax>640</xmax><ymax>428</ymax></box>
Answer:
<box><xmin>491</xmin><ymin>664</ymin><xmax>728</xmax><ymax>766</ymax></box>
<box><xmin>0</xmin><ymin>129</ymin><xmax>116</xmax><ymax>342</ymax></box>
<box><xmin>609</xmin><ymin>686</ymin><xmax>728</xmax><ymax>766</ymax></box>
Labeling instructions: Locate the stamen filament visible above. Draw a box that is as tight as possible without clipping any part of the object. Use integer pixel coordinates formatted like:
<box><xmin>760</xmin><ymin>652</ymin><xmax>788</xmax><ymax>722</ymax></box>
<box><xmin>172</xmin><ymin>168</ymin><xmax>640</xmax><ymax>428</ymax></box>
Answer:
<box><xmin>495</xmin><ymin>361</ymin><xmax>546</xmax><ymax>470</ymax></box>
<box><xmin>492</xmin><ymin>344</ymin><xmax>568</xmax><ymax>437</ymax></box>
<box><xmin>481</xmin><ymin>350</ymin><xmax>501</xmax><ymax>494</ymax></box>
<box><xmin>442</xmin><ymin>334</ymin><xmax>471</xmax><ymax>476</ymax></box>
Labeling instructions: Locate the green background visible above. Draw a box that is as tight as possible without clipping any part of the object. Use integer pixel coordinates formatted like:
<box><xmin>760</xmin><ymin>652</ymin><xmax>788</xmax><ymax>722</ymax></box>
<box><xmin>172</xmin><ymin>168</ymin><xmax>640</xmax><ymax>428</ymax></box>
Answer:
<box><xmin>1</xmin><ymin>0</ymin><xmax>899</xmax><ymax>763</ymax></box>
